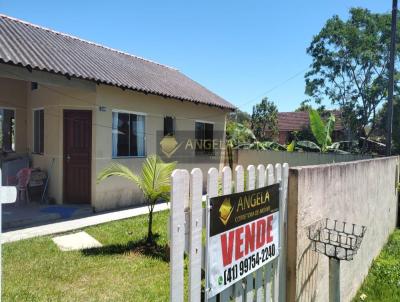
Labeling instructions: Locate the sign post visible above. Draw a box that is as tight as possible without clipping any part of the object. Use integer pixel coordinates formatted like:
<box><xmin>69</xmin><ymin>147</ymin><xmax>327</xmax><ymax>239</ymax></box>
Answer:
<box><xmin>205</xmin><ymin>183</ymin><xmax>280</xmax><ymax>298</ymax></box>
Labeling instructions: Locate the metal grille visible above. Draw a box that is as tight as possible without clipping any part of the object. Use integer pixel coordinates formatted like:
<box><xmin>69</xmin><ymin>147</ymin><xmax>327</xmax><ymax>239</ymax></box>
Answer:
<box><xmin>308</xmin><ymin>218</ymin><xmax>367</xmax><ymax>261</ymax></box>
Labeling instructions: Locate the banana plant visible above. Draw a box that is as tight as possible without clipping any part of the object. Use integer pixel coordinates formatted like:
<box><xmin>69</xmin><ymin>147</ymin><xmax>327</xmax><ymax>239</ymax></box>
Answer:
<box><xmin>293</xmin><ymin>109</ymin><xmax>344</xmax><ymax>153</ymax></box>
<box><xmin>97</xmin><ymin>155</ymin><xmax>177</xmax><ymax>244</ymax></box>
<box><xmin>308</xmin><ymin>109</ymin><xmax>335</xmax><ymax>152</ymax></box>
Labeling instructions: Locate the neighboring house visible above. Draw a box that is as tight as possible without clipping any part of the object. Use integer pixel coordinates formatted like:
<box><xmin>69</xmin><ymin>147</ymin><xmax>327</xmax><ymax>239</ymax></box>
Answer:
<box><xmin>274</xmin><ymin>111</ymin><xmax>344</xmax><ymax>144</ymax></box>
<box><xmin>0</xmin><ymin>15</ymin><xmax>234</xmax><ymax>210</ymax></box>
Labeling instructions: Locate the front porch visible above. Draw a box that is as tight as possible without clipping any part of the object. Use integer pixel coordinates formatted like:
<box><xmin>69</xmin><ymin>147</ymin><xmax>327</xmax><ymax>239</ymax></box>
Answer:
<box><xmin>0</xmin><ymin>65</ymin><xmax>97</xmax><ymax>210</ymax></box>
<box><xmin>2</xmin><ymin>202</ymin><xmax>93</xmax><ymax>231</ymax></box>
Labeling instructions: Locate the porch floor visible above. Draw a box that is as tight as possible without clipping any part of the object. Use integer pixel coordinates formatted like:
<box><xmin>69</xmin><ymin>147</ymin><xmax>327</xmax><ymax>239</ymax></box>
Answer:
<box><xmin>2</xmin><ymin>203</ymin><xmax>93</xmax><ymax>231</ymax></box>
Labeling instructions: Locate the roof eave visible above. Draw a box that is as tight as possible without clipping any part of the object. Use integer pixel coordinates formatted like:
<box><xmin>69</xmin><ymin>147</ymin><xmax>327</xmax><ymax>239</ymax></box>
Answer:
<box><xmin>0</xmin><ymin>60</ymin><xmax>235</xmax><ymax>111</ymax></box>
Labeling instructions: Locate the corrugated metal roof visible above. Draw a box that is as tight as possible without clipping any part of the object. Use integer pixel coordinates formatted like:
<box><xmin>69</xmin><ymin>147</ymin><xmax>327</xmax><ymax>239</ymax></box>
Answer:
<box><xmin>0</xmin><ymin>14</ymin><xmax>235</xmax><ymax>110</ymax></box>
<box><xmin>278</xmin><ymin>111</ymin><xmax>344</xmax><ymax>131</ymax></box>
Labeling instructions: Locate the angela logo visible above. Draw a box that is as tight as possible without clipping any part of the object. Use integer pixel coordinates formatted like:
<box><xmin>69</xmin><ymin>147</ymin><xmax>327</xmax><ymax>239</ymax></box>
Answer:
<box><xmin>159</xmin><ymin>136</ymin><xmax>182</xmax><ymax>158</ymax></box>
<box><xmin>219</xmin><ymin>198</ymin><xmax>233</xmax><ymax>226</ymax></box>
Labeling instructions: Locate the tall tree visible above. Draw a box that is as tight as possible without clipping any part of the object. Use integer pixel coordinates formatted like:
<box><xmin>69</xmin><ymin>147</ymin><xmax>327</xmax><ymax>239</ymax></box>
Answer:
<box><xmin>376</xmin><ymin>97</ymin><xmax>400</xmax><ymax>154</ymax></box>
<box><xmin>295</xmin><ymin>102</ymin><xmax>313</xmax><ymax>112</ymax></box>
<box><xmin>295</xmin><ymin>101</ymin><xmax>326</xmax><ymax>113</ymax></box>
<box><xmin>251</xmin><ymin>97</ymin><xmax>279</xmax><ymax>141</ymax></box>
<box><xmin>227</xmin><ymin>109</ymin><xmax>251</xmax><ymax>128</ymax></box>
<box><xmin>305</xmin><ymin>8</ymin><xmax>400</xmax><ymax>151</ymax></box>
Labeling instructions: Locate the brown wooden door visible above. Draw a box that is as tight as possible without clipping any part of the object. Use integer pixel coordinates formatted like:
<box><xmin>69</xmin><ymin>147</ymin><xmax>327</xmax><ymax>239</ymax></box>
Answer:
<box><xmin>63</xmin><ymin>110</ymin><xmax>92</xmax><ymax>204</ymax></box>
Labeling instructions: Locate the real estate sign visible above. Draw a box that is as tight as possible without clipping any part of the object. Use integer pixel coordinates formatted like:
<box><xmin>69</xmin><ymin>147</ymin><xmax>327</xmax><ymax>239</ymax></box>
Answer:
<box><xmin>207</xmin><ymin>184</ymin><xmax>280</xmax><ymax>298</ymax></box>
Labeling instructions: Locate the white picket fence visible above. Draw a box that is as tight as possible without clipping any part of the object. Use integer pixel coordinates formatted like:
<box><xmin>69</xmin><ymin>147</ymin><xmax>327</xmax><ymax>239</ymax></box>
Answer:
<box><xmin>170</xmin><ymin>163</ymin><xmax>289</xmax><ymax>302</ymax></box>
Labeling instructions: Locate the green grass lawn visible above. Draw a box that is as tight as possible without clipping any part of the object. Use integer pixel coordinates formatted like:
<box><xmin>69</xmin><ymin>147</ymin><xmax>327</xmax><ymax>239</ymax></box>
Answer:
<box><xmin>2</xmin><ymin>210</ymin><xmax>179</xmax><ymax>302</ymax></box>
<box><xmin>353</xmin><ymin>229</ymin><xmax>400</xmax><ymax>302</ymax></box>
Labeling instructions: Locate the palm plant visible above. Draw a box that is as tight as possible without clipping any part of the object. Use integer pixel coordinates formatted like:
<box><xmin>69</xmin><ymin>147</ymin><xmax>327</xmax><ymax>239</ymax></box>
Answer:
<box><xmin>97</xmin><ymin>155</ymin><xmax>177</xmax><ymax>244</ymax></box>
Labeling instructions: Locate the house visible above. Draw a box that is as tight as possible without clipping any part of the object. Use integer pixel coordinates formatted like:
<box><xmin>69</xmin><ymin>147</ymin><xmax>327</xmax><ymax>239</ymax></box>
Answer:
<box><xmin>0</xmin><ymin>15</ymin><xmax>235</xmax><ymax>210</ymax></box>
<box><xmin>275</xmin><ymin>111</ymin><xmax>345</xmax><ymax>144</ymax></box>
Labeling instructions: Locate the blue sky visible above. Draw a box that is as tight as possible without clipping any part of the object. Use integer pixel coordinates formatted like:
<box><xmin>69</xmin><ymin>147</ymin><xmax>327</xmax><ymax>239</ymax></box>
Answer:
<box><xmin>0</xmin><ymin>1</ymin><xmax>392</xmax><ymax>113</ymax></box>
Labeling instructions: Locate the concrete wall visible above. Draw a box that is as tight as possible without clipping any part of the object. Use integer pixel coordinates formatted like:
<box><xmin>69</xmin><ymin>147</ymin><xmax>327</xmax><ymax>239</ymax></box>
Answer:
<box><xmin>27</xmin><ymin>75</ymin><xmax>97</xmax><ymax>204</ymax></box>
<box><xmin>236</xmin><ymin>149</ymin><xmax>372</xmax><ymax>168</ymax></box>
<box><xmin>94</xmin><ymin>85</ymin><xmax>228</xmax><ymax>210</ymax></box>
<box><xmin>287</xmin><ymin>157</ymin><xmax>399</xmax><ymax>302</ymax></box>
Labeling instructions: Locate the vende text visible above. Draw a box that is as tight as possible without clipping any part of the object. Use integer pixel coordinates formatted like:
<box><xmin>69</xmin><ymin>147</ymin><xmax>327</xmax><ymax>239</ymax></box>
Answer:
<box><xmin>220</xmin><ymin>215</ymin><xmax>274</xmax><ymax>266</ymax></box>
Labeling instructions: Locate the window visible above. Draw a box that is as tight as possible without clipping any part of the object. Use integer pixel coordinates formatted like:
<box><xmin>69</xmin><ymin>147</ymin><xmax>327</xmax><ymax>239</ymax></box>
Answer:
<box><xmin>33</xmin><ymin>109</ymin><xmax>44</xmax><ymax>154</ymax></box>
<box><xmin>164</xmin><ymin>116</ymin><xmax>175</xmax><ymax>137</ymax></box>
<box><xmin>112</xmin><ymin>111</ymin><xmax>145</xmax><ymax>157</ymax></box>
<box><xmin>0</xmin><ymin>108</ymin><xmax>15</xmax><ymax>152</ymax></box>
<box><xmin>195</xmin><ymin>121</ymin><xmax>214</xmax><ymax>155</ymax></box>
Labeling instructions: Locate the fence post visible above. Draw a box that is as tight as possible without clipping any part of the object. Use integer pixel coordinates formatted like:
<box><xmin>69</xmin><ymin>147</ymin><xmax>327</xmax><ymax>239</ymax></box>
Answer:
<box><xmin>274</xmin><ymin>164</ymin><xmax>282</xmax><ymax>301</ymax></box>
<box><xmin>279</xmin><ymin>163</ymin><xmax>289</xmax><ymax>302</ymax></box>
<box><xmin>170</xmin><ymin>169</ymin><xmax>186</xmax><ymax>302</ymax></box>
<box><xmin>189</xmin><ymin>168</ymin><xmax>203</xmax><ymax>302</ymax></box>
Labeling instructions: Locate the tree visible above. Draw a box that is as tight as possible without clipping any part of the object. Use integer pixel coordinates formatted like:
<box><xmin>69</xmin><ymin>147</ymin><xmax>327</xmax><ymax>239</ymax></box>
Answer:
<box><xmin>376</xmin><ymin>96</ymin><xmax>400</xmax><ymax>154</ymax></box>
<box><xmin>225</xmin><ymin>121</ymin><xmax>256</xmax><ymax>169</ymax></box>
<box><xmin>295</xmin><ymin>101</ymin><xmax>326</xmax><ymax>114</ymax></box>
<box><xmin>226</xmin><ymin>121</ymin><xmax>256</xmax><ymax>147</ymax></box>
<box><xmin>227</xmin><ymin>110</ymin><xmax>251</xmax><ymax>128</ymax></box>
<box><xmin>295</xmin><ymin>101</ymin><xmax>313</xmax><ymax>112</ymax></box>
<box><xmin>305</xmin><ymin>8</ymin><xmax>400</xmax><ymax>152</ymax></box>
<box><xmin>97</xmin><ymin>155</ymin><xmax>177</xmax><ymax>244</ymax></box>
<box><xmin>251</xmin><ymin>97</ymin><xmax>279</xmax><ymax>141</ymax></box>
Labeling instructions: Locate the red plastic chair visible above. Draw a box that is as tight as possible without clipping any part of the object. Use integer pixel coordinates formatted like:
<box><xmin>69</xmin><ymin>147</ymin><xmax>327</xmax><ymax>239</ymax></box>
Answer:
<box><xmin>16</xmin><ymin>168</ymin><xmax>32</xmax><ymax>204</ymax></box>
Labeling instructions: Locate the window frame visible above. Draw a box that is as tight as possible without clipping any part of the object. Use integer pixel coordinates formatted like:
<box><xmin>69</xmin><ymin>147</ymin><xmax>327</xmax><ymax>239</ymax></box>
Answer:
<box><xmin>0</xmin><ymin>107</ymin><xmax>16</xmax><ymax>153</ymax></box>
<box><xmin>111</xmin><ymin>109</ymin><xmax>147</xmax><ymax>159</ymax></box>
<box><xmin>163</xmin><ymin>116</ymin><xmax>175</xmax><ymax>137</ymax></box>
<box><xmin>32</xmin><ymin>107</ymin><xmax>44</xmax><ymax>155</ymax></box>
<box><xmin>195</xmin><ymin>120</ymin><xmax>215</xmax><ymax>156</ymax></box>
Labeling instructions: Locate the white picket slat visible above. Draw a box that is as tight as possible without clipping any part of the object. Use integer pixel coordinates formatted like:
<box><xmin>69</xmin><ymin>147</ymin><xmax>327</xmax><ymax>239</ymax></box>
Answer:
<box><xmin>207</xmin><ymin>168</ymin><xmax>219</xmax><ymax>198</ymax></box>
<box><xmin>247</xmin><ymin>165</ymin><xmax>256</xmax><ymax>191</ymax></box>
<box><xmin>255</xmin><ymin>164</ymin><xmax>266</xmax><ymax>302</ymax></box>
<box><xmin>183</xmin><ymin>169</ymin><xmax>190</xmax><ymax>253</ymax></box>
<box><xmin>183</xmin><ymin>169</ymin><xmax>190</xmax><ymax>211</ymax></box>
<box><xmin>220</xmin><ymin>166</ymin><xmax>233</xmax><ymax>302</ymax></box>
<box><xmin>234</xmin><ymin>165</ymin><xmax>245</xmax><ymax>302</ymax></box>
<box><xmin>265</xmin><ymin>263</ymin><xmax>272</xmax><ymax>302</ymax></box>
<box><xmin>235</xmin><ymin>165</ymin><xmax>244</xmax><ymax>193</ymax></box>
<box><xmin>189</xmin><ymin>168</ymin><xmax>203</xmax><ymax>302</ymax></box>
<box><xmin>170</xmin><ymin>169</ymin><xmax>186</xmax><ymax>302</ymax></box>
<box><xmin>266</xmin><ymin>164</ymin><xmax>275</xmax><ymax>185</ymax></box>
<box><xmin>222</xmin><ymin>166</ymin><xmax>232</xmax><ymax>195</ymax></box>
<box><xmin>206</xmin><ymin>168</ymin><xmax>219</xmax><ymax>302</ymax></box>
<box><xmin>245</xmin><ymin>165</ymin><xmax>256</xmax><ymax>302</ymax></box>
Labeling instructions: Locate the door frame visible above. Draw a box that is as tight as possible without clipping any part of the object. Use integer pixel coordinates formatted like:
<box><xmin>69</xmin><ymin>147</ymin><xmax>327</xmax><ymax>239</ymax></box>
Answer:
<box><xmin>62</xmin><ymin>109</ymin><xmax>92</xmax><ymax>204</ymax></box>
